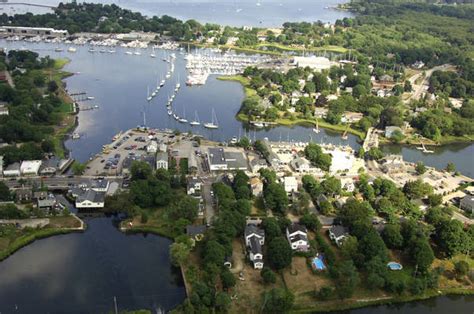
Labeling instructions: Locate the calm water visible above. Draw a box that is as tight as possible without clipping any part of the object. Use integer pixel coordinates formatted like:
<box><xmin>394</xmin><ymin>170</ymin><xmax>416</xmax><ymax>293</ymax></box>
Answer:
<box><xmin>0</xmin><ymin>217</ymin><xmax>185</xmax><ymax>313</ymax></box>
<box><xmin>2</xmin><ymin>0</ymin><xmax>353</xmax><ymax>27</ymax></box>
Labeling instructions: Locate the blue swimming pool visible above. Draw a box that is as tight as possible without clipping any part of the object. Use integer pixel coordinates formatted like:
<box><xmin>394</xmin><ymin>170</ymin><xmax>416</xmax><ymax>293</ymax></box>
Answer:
<box><xmin>312</xmin><ymin>255</ymin><xmax>326</xmax><ymax>270</ymax></box>
<box><xmin>387</xmin><ymin>262</ymin><xmax>403</xmax><ymax>270</ymax></box>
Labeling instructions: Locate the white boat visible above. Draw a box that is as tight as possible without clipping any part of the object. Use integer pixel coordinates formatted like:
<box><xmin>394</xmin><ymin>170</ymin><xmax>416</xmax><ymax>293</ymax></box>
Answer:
<box><xmin>125</xmin><ymin>51</ymin><xmax>133</xmax><ymax>55</ymax></box>
<box><xmin>253</xmin><ymin>122</ymin><xmax>264</xmax><ymax>128</ymax></box>
<box><xmin>99</xmin><ymin>49</ymin><xmax>106</xmax><ymax>53</ymax></box>
<box><xmin>151</xmin><ymin>91</ymin><xmax>157</xmax><ymax>97</ymax></box>
<box><xmin>88</xmin><ymin>48</ymin><xmax>96</xmax><ymax>53</ymax></box>
<box><xmin>87</xmin><ymin>96</ymin><xmax>95</xmax><ymax>100</ymax></box>
<box><xmin>190</xmin><ymin>111</ymin><xmax>200</xmax><ymax>126</ymax></box>
<box><xmin>72</xmin><ymin>132</ymin><xmax>81</xmax><ymax>139</ymax></box>
<box><xmin>313</xmin><ymin>120</ymin><xmax>320</xmax><ymax>133</ymax></box>
<box><xmin>168</xmin><ymin>110</ymin><xmax>173</xmax><ymax>115</ymax></box>
<box><xmin>230</xmin><ymin>136</ymin><xmax>238</xmax><ymax>144</ymax></box>
<box><xmin>108</xmin><ymin>49</ymin><xmax>116</xmax><ymax>53</ymax></box>
<box><xmin>150</xmin><ymin>47</ymin><xmax>156</xmax><ymax>58</ymax></box>
<box><xmin>204</xmin><ymin>108</ymin><xmax>219</xmax><ymax>129</ymax></box>
<box><xmin>165</xmin><ymin>72</ymin><xmax>171</xmax><ymax>79</ymax></box>
<box><xmin>134</xmin><ymin>50</ymin><xmax>141</xmax><ymax>56</ymax></box>
<box><xmin>146</xmin><ymin>86</ymin><xmax>152</xmax><ymax>102</ymax></box>
<box><xmin>67</xmin><ymin>47</ymin><xmax>77</xmax><ymax>53</ymax></box>
<box><xmin>54</xmin><ymin>47</ymin><xmax>63</xmax><ymax>52</ymax></box>
<box><xmin>173</xmin><ymin>114</ymin><xmax>179</xmax><ymax>120</ymax></box>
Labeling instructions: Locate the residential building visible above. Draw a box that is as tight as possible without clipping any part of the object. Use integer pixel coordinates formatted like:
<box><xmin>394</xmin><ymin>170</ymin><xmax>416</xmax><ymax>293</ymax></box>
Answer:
<box><xmin>147</xmin><ymin>141</ymin><xmax>158</xmax><ymax>153</ymax></box>
<box><xmin>250</xmin><ymin>177</ymin><xmax>264</xmax><ymax>197</ymax></box>
<box><xmin>20</xmin><ymin>160</ymin><xmax>42</xmax><ymax>176</ymax></box>
<box><xmin>283</xmin><ymin>176</ymin><xmax>298</xmax><ymax>194</ymax></box>
<box><xmin>290</xmin><ymin>157</ymin><xmax>313</xmax><ymax>173</ymax></box>
<box><xmin>3</xmin><ymin>162</ymin><xmax>20</xmax><ymax>177</ymax></box>
<box><xmin>314</xmin><ymin>107</ymin><xmax>328</xmax><ymax>119</ymax></box>
<box><xmin>15</xmin><ymin>188</ymin><xmax>32</xmax><ymax>202</ymax></box>
<box><xmin>186</xmin><ymin>225</ymin><xmax>207</xmax><ymax>241</ymax></box>
<box><xmin>250</xmin><ymin>158</ymin><xmax>267</xmax><ymax>174</ymax></box>
<box><xmin>342</xmin><ymin>112</ymin><xmax>363</xmax><ymax>123</ymax></box>
<box><xmin>75</xmin><ymin>190</ymin><xmax>105</xmax><ymax>209</ymax></box>
<box><xmin>37</xmin><ymin>195</ymin><xmax>57</xmax><ymax>211</ymax></box>
<box><xmin>460</xmin><ymin>195</ymin><xmax>474</xmax><ymax>214</ymax></box>
<box><xmin>187</xmin><ymin>177</ymin><xmax>202</xmax><ymax>196</ymax></box>
<box><xmin>380</xmin><ymin>155</ymin><xmax>406</xmax><ymax>174</ymax></box>
<box><xmin>245</xmin><ymin>224</ymin><xmax>265</xmax><ymax>269</ymax></box>
<box><xmin>329</xmin><ymin>225</ymin><xmax>349</xmax><ymax>246</ymax></box>
<box><xmin>286</xmin><ymin>223</ymin><xmax>309</xmax><ymax>252</ymax></box>
<box><xmin>156</xmin><ymin>151</ymin><xmax>169</xmax><ymax>170</ymax></box>
<box><xmin>40</xmin><ymin>158</ymin><xmax>60</xmax><ymax>175</ymax></box>
<box><xmin>0</xmin><ymin>104</ymin><xmax>8</xmax><ymax>116</ymax></box>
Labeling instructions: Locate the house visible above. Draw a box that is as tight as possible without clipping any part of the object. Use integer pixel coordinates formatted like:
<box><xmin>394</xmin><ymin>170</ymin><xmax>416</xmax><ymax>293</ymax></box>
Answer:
<box><xmin>286</xmin><ymin>223</ymin><xmax>309</xmax><ymax>252</ymax></box>
<box><xmin>460</xmin><ymin>195</ymin><xmax>474</xmax><ymax>214</ymax></box>
<box><xmin>20</xmin><ymin>160</ymin><xmax>42</xmax><ymax>176</ymax></box>
<box><xmin>91</xmin><ymin>179</ymin><xmax>110</xmax><ymax>193</ymax></box>
<box><xmin>37</xmin><ymin>195</ymin><xmax>57</xmax><ymax>211</ymax></box>
<box><xmin>379</xmin><ymin>74</ymin><xmax>394</xmax><ymax>83</ymax></box>
<box><xmin>15</xmin><ymin>188</ymin><xmax>33</xmax><ymax>202</ymax></box>
<box><xmin>342</xmin><ymin>112</ymin><xmax>363</xmax><ymax>123</ymax></box>
<box><xmin>250</xmin><ymin>177</ymin><xmax>264</xmax><ymax>197</ymax></box>
<box><xmin>314</xmin><ymin>107</ymin><xmax>328</xmax><ymax>119</ymax></box>
<box><xmin>380</xmin><ymin>155</ymin><xmax>406</xmax><ymax>174</ymax></box>
<box><xmin>3</xmin><ymin>162</ymin><xmax>20</xmax><ymax>177</ymax></box>
<box><xmin>40</xmin><ymin>158</ymin><xmax>60</xmax><ymax>175</ymax></box>
<box><xmin>75</xmin><ymin>190</ymin><xmax>105</xmax><ymax>209</ymax></box>
<box><xmin>0</xmin><ymin>104</ymin><xmax>8</xmax><ymax>116</ymax></box>
<box><xmin>290</xmin><ymin>157</ymin><xmax>313</xmax><ymax>173</ymax></box>
<box><xmin>245</xmin><ymin>224</ymin><xmax>265</xmax><ymax>269</ymax></box>
<box><xmin>187</xmin><ymin>177</ymin><xmax>202</xmax><ymax>196</ymax></box>
<box><xmin>329</xmin><ymin>225</ymin><xmax>349</xmax><ymax>246</ymax></box>
<box><xmin>156</xmin><ymin>151</ymin><xmax>169</xmax><ymax>170</ymax></box>
<box><xmin>283</xmin><ymin>176</ymin><xmax>298</xmax><ymax>194</ymax></box>
<box><xmin>186</xmin><ymin>225</ymin><xmax>207</xmax><ymax>241</ymax></box>
<box><xmin>334</xmin><ymin>197</ymin><xmax>348</xmax><ymax>209</ymax></box>
<box><xmin>147</xmin><ymin>141</ymin><xmax>158</xmax><ymax>153</ymax></box>
<box><xmin>250</xmin><ymin>158</ymin><xmax>267</xmax><ymax>174</ymax></box>
<box><xmin>385</xmin><ymin>126</ymin><xmax>403</xmax><ymax>139</ymax></box>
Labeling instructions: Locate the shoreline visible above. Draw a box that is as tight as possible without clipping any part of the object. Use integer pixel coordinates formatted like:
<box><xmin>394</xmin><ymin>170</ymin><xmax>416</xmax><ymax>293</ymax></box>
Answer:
<box><xmin>293</xmin><ymin>289</ymin><xmax>474</xmax><ymax>313</ymax></box>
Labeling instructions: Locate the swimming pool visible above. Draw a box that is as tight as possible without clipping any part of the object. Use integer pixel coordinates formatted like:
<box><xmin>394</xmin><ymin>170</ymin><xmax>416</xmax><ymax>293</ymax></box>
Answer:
<box><xmin>387</xmin><ymin>262</ymin><xmax>403</xmax><ymax>270</ymax></box>
<box><xmin>312</xmin><ymin>255</ymin><xmax>326</xmax><ymax>270</ymax></box>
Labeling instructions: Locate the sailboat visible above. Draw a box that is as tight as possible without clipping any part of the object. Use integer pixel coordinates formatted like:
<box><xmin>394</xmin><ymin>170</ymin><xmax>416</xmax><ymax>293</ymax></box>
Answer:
<box><xmin>160</xmin><ymin>78</ymin><xmax>165</xmax><ymax>87</ymax></box>
<box><xmin>150</xmin><ymin>46</ymin><xmax>156</xmax><ymax>58</ymax></box>
<box><xmin>313</xmin><ymin>119</ymin><xmax>320</xmax><ymax>133</ymax></box>
<box><xmin>146</xmin><ymin>86</ymin><xmax>152</xmax><ymax>102</ymax></box>
<box><xmin>134</xmin><ymin>49</ymin><xmax>141</xmax><ymax>56</ymax></box>
<box><xmin>190</xmin><ymin>111</ymin><xmax>200</xmax><ymax>126</ymax></box>
<box><xmin>204</xmin><ymin>109</ymin><xmax>219</xmax><ymax>129</ymax></box>
<box><xmin>168</xmin><ymin>109</ymin><xmax>173</xmax><ymax>116</ymax></box>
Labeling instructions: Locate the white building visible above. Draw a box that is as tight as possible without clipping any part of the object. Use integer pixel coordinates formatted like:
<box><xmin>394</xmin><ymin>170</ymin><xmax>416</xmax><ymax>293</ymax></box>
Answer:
<box><xmin>20</xmin><ymin>160</ymin><xmax>42</xmax><ymax>176</ymax></box>
<box><xmin>0</xmin><ymin>104</ymin><xmax>8</xmax><ymax>116</ymax></box>
<box><xmin>293</xmin><ymin>56</ymin><xmax>331</xmax><ymax>71</ymax></box>
<box><xmin>75</xmin><ymin>190</ymin><xmax>105</xmax><ymax>209</ymax></box>
<box><xmin>156</xmin><ymin>152</ymin><xmax>169</xmax><ymax>170</ymax></box>
<box><xmin>245</xmin><ymin>224</ymin><xmax>265</xmax><ymax>269</ymax></box>
<box><xmin>283</xmin><ymin>176</ymin><xmax>298</xmax><ymax>194</ymax></box>
<box><xmin>1</xmin><ymin>26</ymin><xmax>68</xmax><ymax>37</ymax></box>
<box><xmin>286</xmin><ymin>223</ymin><xmax>309</xmax><ymax>252</ymax></box>
<box><xmin>329</xmin><ymin>225</ymin><xmax>349</xmax><ymax>247</ymax></box>
<box><xmin>3</xmin><ymin>162</ymin><xmax>20</xmax><ymax>177</ymax></box>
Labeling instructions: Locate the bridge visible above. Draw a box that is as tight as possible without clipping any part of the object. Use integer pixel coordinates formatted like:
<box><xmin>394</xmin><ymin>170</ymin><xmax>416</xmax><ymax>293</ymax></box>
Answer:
<box><xmin>362</xmin><ymin>127</ymin><xmax>379</xmax><ymax>151</ymax></box>
<box><xmin>2</xmin><ymin>175</ymin><xmax>123</xmax><ymax>191</ymax></box>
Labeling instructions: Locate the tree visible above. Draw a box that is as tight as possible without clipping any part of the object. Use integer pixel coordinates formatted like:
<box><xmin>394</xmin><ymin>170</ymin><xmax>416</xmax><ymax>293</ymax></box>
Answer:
<box><xmin>435</xmin><ymin>220</ymin><xmax>470</xmax><ymax>257</ymax></box>
<box><xmin>366</xmin><ymin>147</ymin><xmax>383</xmax><ymax>161</ymax></box>
<box><xmin>299</xmin><ymin>213</ymin><xmax>321</xmax><ymax>232</ymax></box>
<box><xmin>446</xmin><ymin>162</ymin><xmax>456</xmax><ymax>173</ymax></box>
<box><xmin>304</xmin><ymin>143</ymin><xmax>331</xmax><ymax>171</ymax></box>
<box><xmin>264</xmin><ymin>182</ymin><xmax>288</xmax><ymax>214</ymax></box>
<box><xmin>330</xmin><ymin>260</ymin><xmax>360</xmax><ymax>299</ymax></box>
<box><xmin>238</xmin><ymin>136</ymin><xmax>251</xmax><ymax>149</ymax></box>
<box><xmin>0</xmin><ymin>182</ymin><xmax>11</xmax><ymax>201</ymax></box>
<box><xmin>454</xmin><ymin>260</ymin><xmax>469</xmax><ymax>278</ymax></box>
<box><xmin>382</xmin><ymin>223</ymin><xmax>403</xmax><ymax>249</ymax></box>
<box><xmin>320</xmin><ymin>176</ymin><xmax>341</xmax><ymax>197</ymax></box>
<box><xmin>407</xmin><ymin>237</ymin><xmax>434</xmax><ymax>273</ymax></box>
<box><xmin>427</xmin><ymin>194</ymin><xmax>443</xmax><ymax>207</ymax></box>
<box><xmin>203</xmin><ymin>240</ymin><xmax>225</xmax><ymax>266</ymax></box>
<box><xmin>170</xmin><ymin>242</ymin><xmax>191</xmax><ymax>266</ymax></box>
<box><xmin>220</xmin><ymin>268</ymin><xmax>236</xmax><ymax>289</ymax></box>
<box><xmin>71</xmin><ymin>161</ymin><xmax>86</xmax><ymax>175</ymax></box>
<box><xmin>47</xmin><ymin>80</ymin><xmax>58</xmax><ymax>93</ymax></box>
<box><xmin>261</xmin><ymin>267</ymin><xmax>277</xmax><ymax>284</ymax></box>
<box><xmin>215</xmin><ymin>292</ymin><xmax>231</xmax><ymax>312</ymax></box>
<box><xmin>358</xmin><ymin>229</ymin><xmax>388</xmax><ymax>262</ymax></box>
<box><xmin>403</xmin><ymin>179</ymin><xmax>432</xmax><ymax>200</ymax></box>
<box><xmin>263</xmin><ymin>288</ymin><xmax>294</xmax><ymax>313</ymax></box>
<box><xmin>404</xmin><ymin>80</ymin><xmax>412</xmax><ymax>92</ymax></box>
<box><xmin>130</xmin><ymin>161</ymin><xmax>153</xmax><ymax>181</ymax></box>
<box><xmin>262</xmin><ymin>217</ymin><xmax>282</xmax><ymax>240</ymax></box>
<box><xmin>415</xmin><ymin>162</ymin><xmax>427</xmax><ymax>175</ymax></box>
<box><xmin>267</xmin><ymin>237</ymin><xmax>293</xmax><ymax>270</ymax></box>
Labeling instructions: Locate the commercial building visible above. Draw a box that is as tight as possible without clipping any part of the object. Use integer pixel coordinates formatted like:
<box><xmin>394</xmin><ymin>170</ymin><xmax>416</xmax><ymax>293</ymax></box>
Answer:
<box><xmin>20</xmin><ymin>160</ymin><xmax>42</xmax><ymax>176</ymax></box>
<box><xmin>3</xmin><ymin>162</ymin><xmax>20</xmax><ymax>177</ymax></box>
<box><xmin>0</xmin><ymin>26</ymin><xmax>68</xmax><ymax>38</ymax></box>
<box><xmin>75</xmin><ymin>190</ymin><xmax>105</xmax><ymax>209</ymax></box>
<box><xmin>293</xmin><ymin>56</ymin><xmax>331</xmax><ymax>71</ymax></box>
<box><xmin>207</xmin><ymin>148</ymin><xmax>248</xmax><ymax>171</ymax></box>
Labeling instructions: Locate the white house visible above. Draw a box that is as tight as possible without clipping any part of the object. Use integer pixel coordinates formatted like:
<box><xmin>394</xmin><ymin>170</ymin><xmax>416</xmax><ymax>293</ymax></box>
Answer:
<box><xmin>283</xmin><ymin>176</ymin><xmax>298</xmax><ymax>194</ymax></box>
<box><xmin>156</xmin><ymin>151</ymin><xmax>169</xmax><ymax>170</ymax></box>
<box><xmin>245</xmin><ymin>224</ymin><xmax>265</xmax><ymax>269</ymax></box>
<box><xmin>20</xmin><ymin>160</ymin><xmax>42</xmax><ymax>176</ymax></box>
<box><xmin>286</xmin><ymin>223</ymin><xmax>309</xmax><ymax>252</ymax></box>
<box><xmin>75</xmin><ymin>190</ymin><xmax>105</xmax><ymax>209</ymax></box>
<box><xmin>147</xmin><ymin>141</ymin><xmax>158</xmax><ymax>153</ymax></box>
<box><xmin>328</xmin><ymin>225</ymin><xmax>349</xmax><ymax>247</ymax></box>
<box><xmin>187</xmin><ymin>177</ymin><xmax>202</xmax><ymax>196</ymax></box>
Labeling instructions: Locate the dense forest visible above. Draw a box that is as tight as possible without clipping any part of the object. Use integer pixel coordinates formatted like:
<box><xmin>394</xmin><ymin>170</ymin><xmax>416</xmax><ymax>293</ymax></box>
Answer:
<box><xmin>0</xmin><ymin>50</ymin><xmax>69</xmax><ymax>165</ymax></box>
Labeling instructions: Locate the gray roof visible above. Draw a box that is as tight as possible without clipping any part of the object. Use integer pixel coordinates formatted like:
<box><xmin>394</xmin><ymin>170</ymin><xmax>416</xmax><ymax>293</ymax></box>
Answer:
<box><xmin>461</xmin><ymin>196</ymin><xmax>474</xmax><ymax>208</ymax></box>
<box><xmin>245</xmin><ymin>224</ymin><xmax>264</xmax><ymax>239</ymax></box>
<box><xmin>186</xmin><ymin>225</ymin><xmax>207</xmax><ymax>237</ymax></box>
<box><xmin>77</xmin><ymin>189</ymin><xmax>105</xmax><ymax>203</ymax></box>
<box><xmin>287</xmin><ymin>223</ymin><xmax>307</xmax><ymax>235</ymax></box>
<box><xmin>91</xmin><ymin>179</ymin><xmax>109</xmax><ymax>189</ymax></box>
<box><xmin>5</xmin><ymin>162</ymin><xmax>20</xmax><ymax>171</ymax></box>
<box><xmin>249</xmin><ymin>236</ymin><xmax>262</xmax><ymax>255</ymax></box>
<box><xmin>38</xmin><ymin>197</ymin><xmax>56</xmax><ymax>208</ymax></box>
<box><xmin>225</xmin><ymin>151</ymin><xmax>247</xmax><ymax>170</ymax></box>
<box><xmin>208</xmin><ymin>148</ymin><xmax>226</xmax><ymax>166</ymax></box>
<box><xmin>156</xmin><ymin>151</ymin><xmax>168</xmax><ymax>162</ymax></box>
<box><xmin>41</xmin><ymin>158</ymin><xmax>59</xmax><ymax>169</ymax></box>
<box><xmin>330</xmin><ymin>225</ymin><xmax>349</xmax><ymax>238</ymax></box>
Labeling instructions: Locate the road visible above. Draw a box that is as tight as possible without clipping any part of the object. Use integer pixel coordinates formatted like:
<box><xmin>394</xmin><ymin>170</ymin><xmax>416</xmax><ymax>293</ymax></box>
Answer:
<box><xmin>1</xmin><ymin>175</ymin><xmax>123</xmax><ymax>190</ymax></box>
<box><xmin>201</xmin><ymin>180</ymin><xmax>215</xmax><ymax>225</ymax></box>
<box><xmin>405</xmin><ymin>64</ymin><xmax>452</xmax><ymax>103</ymax></box>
